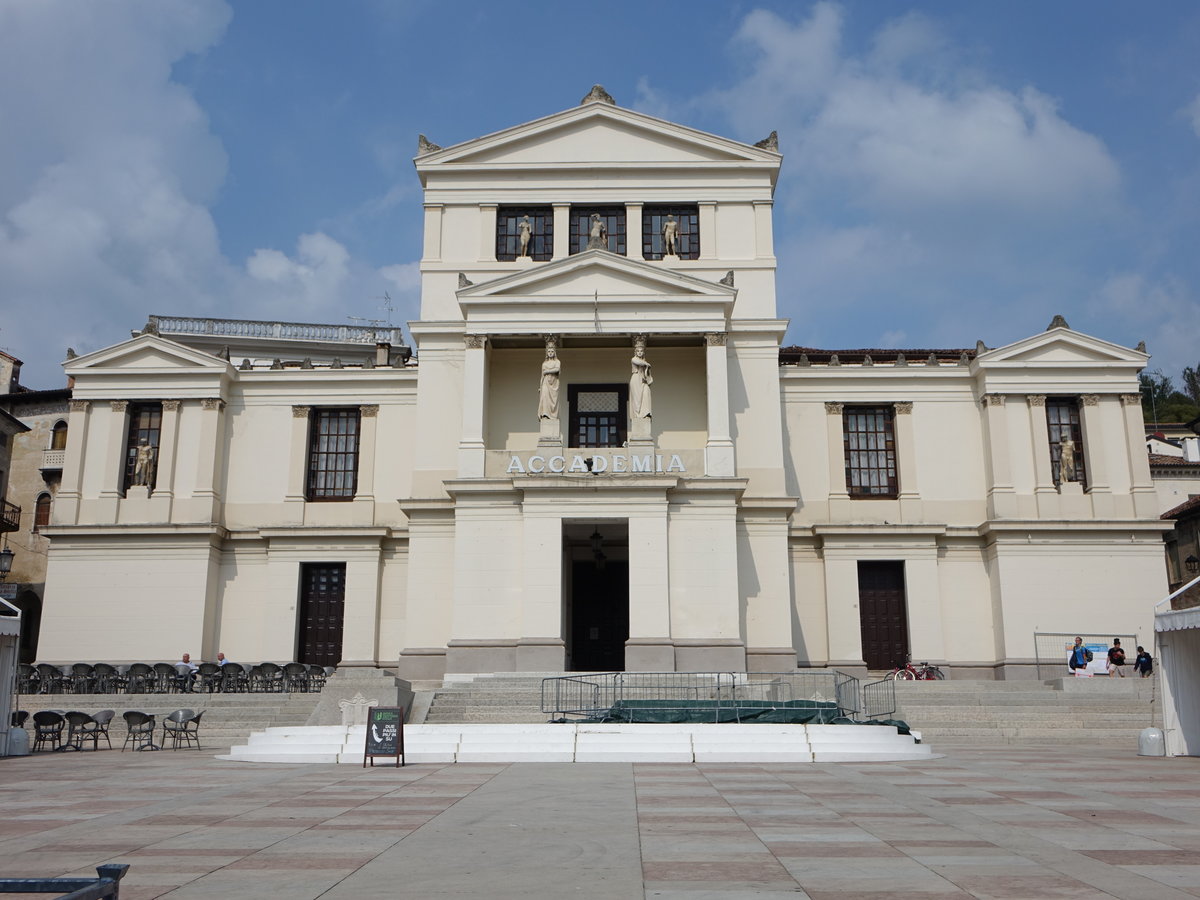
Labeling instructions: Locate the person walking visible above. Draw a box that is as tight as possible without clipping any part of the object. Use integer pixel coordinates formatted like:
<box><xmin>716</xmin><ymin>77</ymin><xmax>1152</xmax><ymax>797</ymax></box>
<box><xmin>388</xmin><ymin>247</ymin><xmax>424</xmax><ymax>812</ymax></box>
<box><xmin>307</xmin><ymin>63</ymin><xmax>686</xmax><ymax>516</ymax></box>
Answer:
<box><xmin>1134</xmin><ymin>645</ymin><xmax>1153</xmax><ymax>677</ymax></box>
<box><xmin>1068</xmin><ymin>637</ymin><xmax>1092</xmax><ymax>672</ymax></box>
<box><xmin>1107</xmin><ymin>638</ymin><xmax>1127</xmax><ymax>677</ymax></box>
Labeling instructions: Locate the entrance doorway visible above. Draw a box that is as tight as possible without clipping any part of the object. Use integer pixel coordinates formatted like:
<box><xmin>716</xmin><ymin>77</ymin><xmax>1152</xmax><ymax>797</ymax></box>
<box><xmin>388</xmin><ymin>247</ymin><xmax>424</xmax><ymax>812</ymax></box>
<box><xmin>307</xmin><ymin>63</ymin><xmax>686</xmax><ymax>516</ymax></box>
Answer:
<box><xmin>857</xmin><ymin>560</ymin><xmax>910</xmax><ymax>670</ymax></box>
<box><xmin>297</xmin><ymin>562</ymin><xmax>346</xmax><ymax>667</ymax></box>
<box><xmin>564</xmin><ymin>521</ymin><xmax>629</xmax><ymax>671</ymax></box>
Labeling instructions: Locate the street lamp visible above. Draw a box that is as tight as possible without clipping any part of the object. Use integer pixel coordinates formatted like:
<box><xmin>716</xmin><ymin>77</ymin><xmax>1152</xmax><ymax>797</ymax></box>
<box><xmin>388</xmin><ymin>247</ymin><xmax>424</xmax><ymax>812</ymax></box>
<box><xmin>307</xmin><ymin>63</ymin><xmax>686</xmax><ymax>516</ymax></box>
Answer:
<box><xmin>0</xmin><ymin>545</ymin><xmax>13</xmax><ymax>580</ymax></box>
<box><xmin>1186</xmin><ymin>555</ymin><xmax>1199</xmax><ymax>576</ymax></box>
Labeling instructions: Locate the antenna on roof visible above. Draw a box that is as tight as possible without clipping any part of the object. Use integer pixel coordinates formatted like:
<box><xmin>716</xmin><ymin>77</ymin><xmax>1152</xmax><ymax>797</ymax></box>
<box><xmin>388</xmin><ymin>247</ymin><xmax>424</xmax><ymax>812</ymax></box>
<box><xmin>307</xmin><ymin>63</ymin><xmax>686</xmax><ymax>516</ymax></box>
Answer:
<box><xmin>348</xmin><ymin>292</ymin><xmax>395</xmax><ymax>330</ymax></box>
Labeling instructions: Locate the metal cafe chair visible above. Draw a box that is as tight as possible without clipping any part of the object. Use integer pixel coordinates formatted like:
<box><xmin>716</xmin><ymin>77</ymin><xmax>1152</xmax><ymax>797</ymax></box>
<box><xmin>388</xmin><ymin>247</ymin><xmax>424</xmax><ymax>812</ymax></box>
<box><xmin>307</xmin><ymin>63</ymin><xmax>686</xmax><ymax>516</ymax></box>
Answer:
<box><xmin>121</xmin><ymin>711</ymin><xmax>158</xmax><ymax>751</ymax></box>
<box><xmin>125</xmin><ymin>663</ymin><xmax>154</xmax><ymax>693</ymax></box>
<box><xmin>17</xmin><ymin>663</ymin><xmax>39</xmax><ymax>694</ymax></box>
<box><xmin>196</xmin><ymin>662</ymin><xmax>222</xmax><ymax>693</ymax></box>
<box><xmin>69</xmin><ymin>663</ymin><xmax>97</xmax><ymax>694</ymax></box>
<box><xmin>11</xmin><ymin>710</ymin><xmax>29</xmax><ymax>729</ymax></box>
<box><xmin>32</xmin><ymin>710</ymin><xmax>65</xmax><ymax>751</ymax></box>
<box><xmin>307</xmin><ymin>664</ymin><xmax>328</xmax><ymax>691</ymax></box>
<box><xmin>162</xmin><ymin>709</ymin><xmax>203</xmax><ymax>750</ymax></box>
<box><xmin>283</xmin><ymin>662</ymin><xmax>309</xmax><ymax>693</ymax></box>
<box><xmin>220</xmin><ymin>662</ymin><xmax>248</xmax><ymax>693</ymax></box>
<box><xmin>152</xmin><ymin>662</ymin><xmax>180</xmax><ymax>693</ymax></box>
<box><xmin>34</xmin><ymin>663</ymin><xmax>69</xmax><ymax>694</ymax></box>
<box><xmin>90</xmin><ymin>709</ymin><xmax>116</xmax><ymax>750</ymax></box>
<box><xmin>92</xmin><ymin>662</ymin><xmax>125</xmax><ymax>693</ymax></box>
<box><xmin>63</xmin><ymin>711</ymin><xmax>102</xmax><ymax>751</ymax></box>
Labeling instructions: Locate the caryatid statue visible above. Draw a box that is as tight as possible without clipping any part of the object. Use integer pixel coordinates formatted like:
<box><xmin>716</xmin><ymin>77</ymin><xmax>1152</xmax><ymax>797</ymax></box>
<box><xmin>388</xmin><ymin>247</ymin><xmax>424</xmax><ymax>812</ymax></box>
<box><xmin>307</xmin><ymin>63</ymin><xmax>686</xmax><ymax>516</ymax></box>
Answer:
<box><xmin>662</xmin><ymin>214</ymin><xmax>679</xmax><ymax>256</ymax></box>
<box><xmin>586</xmin><ymin>213</ymin><xmax>607</xmax><ymax>250</ymax></box>
<box><xmin>538</xmin><ymin>338</ymin><xmax>561</xmax><ymax>420</ymax></box>
<box><xmin>629</xmin><ymin>336</ymin><xmax>653</xmax><ymax>420</ymax></box>
<box><xmin>1058</xmin><ymin>435</ymin><xmax>1077</xmax><ymax>483</ymax></box>
<box><xmin>131</xmin><ymin>439</ymin><xmax>156</xmax><ymax>487</ymax></box>
<box><xmin>517</xmin><ymin>215</ymin><xmax>532</xmax><ymax>257</ymax></box>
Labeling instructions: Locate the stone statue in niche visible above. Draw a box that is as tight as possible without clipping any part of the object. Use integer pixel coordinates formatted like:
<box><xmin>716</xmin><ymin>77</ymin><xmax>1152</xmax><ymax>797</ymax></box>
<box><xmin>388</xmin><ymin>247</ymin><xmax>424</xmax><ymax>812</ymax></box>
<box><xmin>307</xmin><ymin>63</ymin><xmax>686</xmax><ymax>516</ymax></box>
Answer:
<box><xmin>1058</xmin><ymin>436</ymin><xmax>1078</xmax><ymax>483</ymax></box>
<box><xmin>538</xmin><ymin>339</ymin><xmax>561</xmax><ymax>420</ymax></box>
<box><xmin>517</xmin><ymin>215</ymin><xmax>532</xmax><ymax>257</ymax></box>
<box><xmin>662</xmin><ymin>214</ymin><xmax>679</xmax><ymax>256</ymax></box>
<box><xmin>587</xmin><ymin>213</ymin><xmax>607</xmax><ymax>250</ymax></box>
<box><xmin>629</xmin><ymin>336</ymin><xmax>653</xmax><ymax>420</ymax></box>
<box><xmin>131</xmin><ymin>440</ymin><xmax>156</xmax><ymax>487</ymax></box>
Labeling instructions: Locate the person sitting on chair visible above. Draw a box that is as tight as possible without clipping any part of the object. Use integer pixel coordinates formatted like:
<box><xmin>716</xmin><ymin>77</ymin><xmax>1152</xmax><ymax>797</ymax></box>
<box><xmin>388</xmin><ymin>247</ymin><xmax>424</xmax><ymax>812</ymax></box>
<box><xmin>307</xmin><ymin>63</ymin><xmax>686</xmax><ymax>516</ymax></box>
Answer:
<box><xmin>175</xmin><ymin>653</ymin><xmax>198</xmax><ymax>692</ymax></box>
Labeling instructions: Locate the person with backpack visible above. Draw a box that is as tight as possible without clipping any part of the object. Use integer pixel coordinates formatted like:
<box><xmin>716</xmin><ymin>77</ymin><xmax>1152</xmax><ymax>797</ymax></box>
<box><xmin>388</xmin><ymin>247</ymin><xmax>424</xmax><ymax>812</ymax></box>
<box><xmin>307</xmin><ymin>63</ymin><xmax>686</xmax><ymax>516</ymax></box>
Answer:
<box><xmin>1068</xmin><ymin>637</ymin><xmax>1092</xmax><ymax>672</ymax></box>
<box><xmin>1134</xmin><ymin>646</ymin><xmax>1153</xmax><ymax>677</ymax></box>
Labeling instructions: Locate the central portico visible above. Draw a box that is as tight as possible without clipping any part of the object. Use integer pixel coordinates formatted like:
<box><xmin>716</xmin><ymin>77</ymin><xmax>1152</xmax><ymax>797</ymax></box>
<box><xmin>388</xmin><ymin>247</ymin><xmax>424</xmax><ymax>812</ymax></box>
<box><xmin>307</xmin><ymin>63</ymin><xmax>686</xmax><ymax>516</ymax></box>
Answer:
<box><xmin>397</xmin><ymin>87</ymin><xmax>792</xmax><ymax>680</ymax></box>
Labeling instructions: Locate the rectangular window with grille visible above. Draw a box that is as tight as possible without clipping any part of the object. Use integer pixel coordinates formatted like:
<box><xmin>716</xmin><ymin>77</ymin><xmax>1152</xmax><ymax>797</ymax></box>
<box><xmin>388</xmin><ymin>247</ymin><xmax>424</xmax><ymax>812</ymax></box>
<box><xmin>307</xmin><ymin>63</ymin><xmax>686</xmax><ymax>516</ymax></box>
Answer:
<box><xmin>1046</xmin><ymin>397</ymin><xmax>1087</xmax><ymax>488</ymax></box>
<box><xmin>843</xmin><ymin>406</ymin><xmax>898</xmax><ymax>498</ymax></box>
<box><xmin>496</xmin><ymin>206</ymin><xmax>553</xmax><ymax>261</ymax></box>
<box><xmin>306</xmin><ymin>408</ymin><xmax>360</xmax><ymax>501</ymax></box>
<box><xmin>642</xmin><ymin>204</ymin><xmax>699</xmax><ymax>260</ymax></box>
<box><xmin>123</xmin><ymin>402</ymin><xmax>162</xmax><ymax>492</ymax></box>
<box><xmin>569</xmin><ymin>384</ymin><xmax>627</xmax><ymax>448</ymax></box>
<box><xmin>569</xmin><ymin>206</ymin><xmax>626</xmax><ymax>256</ymax></box>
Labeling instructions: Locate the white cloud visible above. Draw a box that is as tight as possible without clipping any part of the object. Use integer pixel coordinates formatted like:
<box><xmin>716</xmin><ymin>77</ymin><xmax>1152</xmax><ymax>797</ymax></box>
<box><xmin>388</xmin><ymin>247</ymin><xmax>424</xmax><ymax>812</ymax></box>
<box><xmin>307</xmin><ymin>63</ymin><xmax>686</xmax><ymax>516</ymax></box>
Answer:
<box><xmin>1185</xmin><ymin>93</ymin><xmax>1200</xmax><ymax>140</ymax></box>
<box><xmin>1094</xmin><ymin>272</ymin><xmax>1198</xmax><ymax>376</ymax></box>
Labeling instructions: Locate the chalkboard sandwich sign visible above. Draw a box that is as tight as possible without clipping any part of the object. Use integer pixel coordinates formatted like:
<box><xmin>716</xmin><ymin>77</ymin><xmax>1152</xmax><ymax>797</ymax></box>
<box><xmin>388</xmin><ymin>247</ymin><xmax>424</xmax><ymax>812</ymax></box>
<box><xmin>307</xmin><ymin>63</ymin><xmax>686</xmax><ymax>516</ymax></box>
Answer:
<box><xmin>364</xmin><ymin>706</ymin><xmax>405</xmax><ymax>767</ymax></box>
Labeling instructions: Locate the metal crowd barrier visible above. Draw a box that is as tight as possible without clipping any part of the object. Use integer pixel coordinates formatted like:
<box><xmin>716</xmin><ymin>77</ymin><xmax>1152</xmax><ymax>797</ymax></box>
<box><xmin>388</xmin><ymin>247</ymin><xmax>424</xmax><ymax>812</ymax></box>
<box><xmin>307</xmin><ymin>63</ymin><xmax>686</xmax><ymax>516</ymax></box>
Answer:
<box><xmin>540</xmin><ymin>671</ymin><xmax>881</xmax><ymax>722</ymax></box>
<box><xmin>0</xmin><ymin>864</ymin><xmax>129</xmax><ymax>899</ymax></box>
<box><xmin>1033</xmin><ymin>631</ymin><xmax>1139</xmax><ymax>679</ymax></box>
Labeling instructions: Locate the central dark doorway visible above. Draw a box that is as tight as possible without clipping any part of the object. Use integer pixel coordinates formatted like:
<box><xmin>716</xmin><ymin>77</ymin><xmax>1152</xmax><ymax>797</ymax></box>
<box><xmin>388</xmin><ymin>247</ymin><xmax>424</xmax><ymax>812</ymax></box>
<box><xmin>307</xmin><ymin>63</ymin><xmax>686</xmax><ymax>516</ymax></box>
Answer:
<box><xmin>564</xmin><ymin>522</ymin><xmax>629</xmax><ymax>671</ymax></box>
<box><xmin>857</xmin><ymin>560</ymin><xmax>910</xmax><ymax>670</ymax></box>
<box><xmin>298</xmin><ymin>562</ymin><xmax>346</xmax><ymax>667</ymax></box>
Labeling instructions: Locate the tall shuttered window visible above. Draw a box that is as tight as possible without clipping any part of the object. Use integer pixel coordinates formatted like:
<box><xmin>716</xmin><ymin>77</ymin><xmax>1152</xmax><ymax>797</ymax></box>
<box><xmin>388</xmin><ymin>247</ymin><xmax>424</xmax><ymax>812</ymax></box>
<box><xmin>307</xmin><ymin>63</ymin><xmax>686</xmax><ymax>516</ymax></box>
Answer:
<box><xmin>569</xmin><ymin>206</ymin><xmax>626</xmax><ymax>256</ymax></box>
<box><xmin>569</xmin><ymin>384</ymin><xmax>627</xmax><ymax>449</ymax></box>
<box><xmin>496</xmin><ymin>206</ymin><xmax>553</xmax><ymax>261</ymax></box>
<box><xmin>642</xmin><ymin>204</ymin><xmax>699</xmax><ymax>260</ymax></box>
<box><xmin>306</xmin><ymin>408</ymin><xmax>360</xmax><ymax>501</ymax></box>
<box><xmin>33</xmin><ymin>493</ymin><xmax>51</xmax><ymax>532</ymax></box>
<box><xmin>1046</xmin><ymin>397</ymin><xmax>1087</xmax><ymax>489</ymax></box>
<box><xmin>843</xmin><ymin>406</ymin><xmax>899</xmax><ymax>498</ymax></box>
<box><xmin>122</xmin><ymin>403</ymin><xmax>162</xmax><ymax>492</ymax></box>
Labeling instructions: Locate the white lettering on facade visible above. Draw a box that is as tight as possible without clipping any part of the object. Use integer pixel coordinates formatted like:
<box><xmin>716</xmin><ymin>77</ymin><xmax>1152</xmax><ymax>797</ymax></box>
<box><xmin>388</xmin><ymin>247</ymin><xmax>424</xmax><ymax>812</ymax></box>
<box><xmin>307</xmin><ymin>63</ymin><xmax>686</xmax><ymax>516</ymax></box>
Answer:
<box><xmin>631</xmin><ymin>455</ymin><xmax>654</xmax><ymax>473</ymax></box>
<box><xmin>548</xmin><ymin>455</ymin><xmax>566</xmax><ymax>473</ymax></box>
<box><xmin>656</xmin><ymin>454</ymin><xmax>664</xmax><ymax>473</ymax></box>
<box><xmin>612</xmin><ymin>454</ymin><xmax>627</xmax><ymax>473</ymax></box>
<box><xmin>528</xmin><ymin>455</ymin><xmax>546</xmax><ymax>473</ymax></box>
<box><xmin>591</xmin><ymin>455</ymin><xmax>608</xmax><ymax>473</ymax></box>
<box><xmin>666</xmin><ymin>454</ymin><xmax>685</xmax><ymax>472</ymax></box>
<box><xmin>507</xmin><ymin>453</ymin><xmax>687</xmax><ymax>475</ymax></box>
<box><xmin>568</xmin><ymin>454</ymin><xmax>589</xmax><ymax>473</ymax></box>
<box><xmin>506</xmin><ymin>456</ymin><xmax>525</xmax><ymax>474</ymax></box>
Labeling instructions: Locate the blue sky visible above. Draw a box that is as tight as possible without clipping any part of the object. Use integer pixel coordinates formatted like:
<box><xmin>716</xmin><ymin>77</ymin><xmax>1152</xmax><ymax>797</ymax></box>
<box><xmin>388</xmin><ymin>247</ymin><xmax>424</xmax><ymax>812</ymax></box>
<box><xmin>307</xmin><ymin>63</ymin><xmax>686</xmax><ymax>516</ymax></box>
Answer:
<box><xmin>2</xmin><ymin>1</ymin><xmax>1199</xmax><ymax>388</ymax></box>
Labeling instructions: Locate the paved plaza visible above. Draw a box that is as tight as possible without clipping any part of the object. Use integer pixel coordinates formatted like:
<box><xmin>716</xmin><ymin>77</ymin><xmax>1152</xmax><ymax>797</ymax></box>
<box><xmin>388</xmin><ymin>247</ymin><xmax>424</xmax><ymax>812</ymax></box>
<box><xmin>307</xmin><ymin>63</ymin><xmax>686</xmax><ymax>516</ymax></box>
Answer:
<box><xmin>2</xmin><ymin>746</ymin><xmax>1199</xmax><ymax>899</ymax></box>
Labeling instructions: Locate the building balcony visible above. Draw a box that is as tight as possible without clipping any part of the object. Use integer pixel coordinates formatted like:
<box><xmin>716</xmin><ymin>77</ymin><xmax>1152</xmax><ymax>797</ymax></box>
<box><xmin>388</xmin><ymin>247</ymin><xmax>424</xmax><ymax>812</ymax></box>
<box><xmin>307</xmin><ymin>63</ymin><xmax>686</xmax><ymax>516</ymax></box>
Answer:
<box><xmin>0</xmin><ymin>498</ymin><xmax>20</xmax><ymax>533</ymax></box>
<box><xmin>41</xmin><ymin>448</ymin><xmax>65</xmax><ymax>473</ymax></box>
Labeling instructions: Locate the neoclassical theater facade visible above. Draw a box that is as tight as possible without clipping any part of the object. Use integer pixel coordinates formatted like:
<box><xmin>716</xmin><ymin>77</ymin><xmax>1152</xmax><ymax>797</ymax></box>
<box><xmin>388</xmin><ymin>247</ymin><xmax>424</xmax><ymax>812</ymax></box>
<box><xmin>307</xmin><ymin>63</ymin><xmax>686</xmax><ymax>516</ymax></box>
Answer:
<box><xmin>37</xmin><ymin>90</ymin><xmax>1169</xmax><ymax>679</ymax></box>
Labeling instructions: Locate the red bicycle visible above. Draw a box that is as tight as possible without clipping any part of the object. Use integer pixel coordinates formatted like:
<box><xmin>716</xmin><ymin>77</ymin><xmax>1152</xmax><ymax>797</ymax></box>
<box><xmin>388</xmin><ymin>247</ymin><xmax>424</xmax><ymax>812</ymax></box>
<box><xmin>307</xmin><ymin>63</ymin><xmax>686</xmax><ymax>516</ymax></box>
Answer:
<box><xmin>886</xmin><ymin>658</ymin><xmax>945</xmax><ymax>680</ymax></box>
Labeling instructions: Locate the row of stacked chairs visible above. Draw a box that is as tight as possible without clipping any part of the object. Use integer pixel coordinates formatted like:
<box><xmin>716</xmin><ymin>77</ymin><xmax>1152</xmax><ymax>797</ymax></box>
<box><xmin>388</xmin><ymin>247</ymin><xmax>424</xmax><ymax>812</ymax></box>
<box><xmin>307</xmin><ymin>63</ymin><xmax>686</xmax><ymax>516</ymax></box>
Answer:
<box><xmin>14</xmin><ymin>708</ymin><xmax>204</xmax><ymax>751</ymax></box>
<box><xmin>17</xmin><ymin>662</ymin><xmax>334</xmax><ymax>695</ymax></box>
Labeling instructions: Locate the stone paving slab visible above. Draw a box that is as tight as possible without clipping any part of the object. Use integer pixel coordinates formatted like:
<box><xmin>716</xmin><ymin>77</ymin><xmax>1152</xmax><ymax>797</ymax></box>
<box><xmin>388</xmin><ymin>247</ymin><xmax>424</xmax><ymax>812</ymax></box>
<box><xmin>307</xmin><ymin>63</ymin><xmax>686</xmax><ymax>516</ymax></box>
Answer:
<box><xmin>1</xmin><ymin>747</ymin><xmax>1200</xmax><ymax>898</ymax></box>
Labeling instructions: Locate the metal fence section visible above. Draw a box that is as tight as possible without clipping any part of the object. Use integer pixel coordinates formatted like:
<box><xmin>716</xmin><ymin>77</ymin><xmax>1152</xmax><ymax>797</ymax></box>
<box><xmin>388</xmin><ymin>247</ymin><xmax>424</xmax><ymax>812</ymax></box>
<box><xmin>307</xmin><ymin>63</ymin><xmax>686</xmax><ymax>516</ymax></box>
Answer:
<box><xmin>541</xmin><ymin>671</ymin><xmax>864</xmax><ymax>722</ymax></box>
<box><xmin>1033</xmin><ymin>631</ymin><xmax>1139</xmax><ymax>680</ymax></box>
<box><xmin>861</xmin><ymin>677</ymin><xmax>897</xmax><ymax>719</ymax></box>
<box><xmin>0</xmin><ymin>864</ymin><xmax>129</xmax><ymax>899</ymax></box>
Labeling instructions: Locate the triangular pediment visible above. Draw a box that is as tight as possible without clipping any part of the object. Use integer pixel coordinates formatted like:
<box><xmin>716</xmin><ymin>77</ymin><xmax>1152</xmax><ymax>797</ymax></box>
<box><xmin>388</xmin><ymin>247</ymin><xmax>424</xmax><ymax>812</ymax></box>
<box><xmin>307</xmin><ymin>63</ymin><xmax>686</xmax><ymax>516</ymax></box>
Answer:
<box><xmin>67</xmin><ymin>334</ymin><xmax>231</xmax><ymax>372</ymax></box>
<box><xmin>458</xmin><ymin>250</ymin><xmax>737</xmax><ymax>303</ymax></box>
<box><xmin>979</xmin><ymin>327</ymin><xmax>1147</xmax><ymax>367</ymax></box>
<box><xmin>416</xmin><ymin>102</ymin><xmax>779</xmax><ymax>171</ymax></box>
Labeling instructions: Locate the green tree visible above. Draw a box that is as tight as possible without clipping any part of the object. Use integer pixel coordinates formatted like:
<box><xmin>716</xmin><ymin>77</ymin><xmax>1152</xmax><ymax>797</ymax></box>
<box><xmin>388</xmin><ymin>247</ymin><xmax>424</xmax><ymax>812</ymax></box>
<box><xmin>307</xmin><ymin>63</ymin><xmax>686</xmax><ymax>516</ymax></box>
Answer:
<box><xmin>1141</xmin><ymin>371</ymin><xmax>1175</xmax><ymax>422</ymax></box>
<box><xmin>1183</xmin><ymin>365</ymin><xmax>1200</xmax><ymax>406</ymax></box>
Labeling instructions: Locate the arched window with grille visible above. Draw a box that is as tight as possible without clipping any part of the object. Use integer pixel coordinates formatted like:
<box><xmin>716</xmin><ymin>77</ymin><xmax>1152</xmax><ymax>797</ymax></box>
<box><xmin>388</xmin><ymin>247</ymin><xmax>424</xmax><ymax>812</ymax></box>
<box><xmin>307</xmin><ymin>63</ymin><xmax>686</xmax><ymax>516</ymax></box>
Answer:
<box><xmin>33</xmin><ymin>493</ymin><xmax>51</xmax><ymax>532</ymax></box>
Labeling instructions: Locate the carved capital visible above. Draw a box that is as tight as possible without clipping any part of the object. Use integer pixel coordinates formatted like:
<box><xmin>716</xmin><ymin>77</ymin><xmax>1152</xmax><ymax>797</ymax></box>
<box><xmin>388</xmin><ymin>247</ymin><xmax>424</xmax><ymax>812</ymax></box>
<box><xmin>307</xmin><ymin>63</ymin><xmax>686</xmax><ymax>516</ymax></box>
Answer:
<box><xmin>292</xmin><ymin>405</ymin><xmax>311</xmax><ymax>419</ymax></box>
<box><xmin>982</xmin><ymin>394</ymin><xmax>1006</xmax><ymax>407</ymax></box>
<box><xmin>161</xmin><ymin>399</ymin><xmax>181</xmax><ymax>412</ymax></box>
<box><xmin>705</xmin><ymin>333</ymin><xmax>727</xmax><ymax>347</ymax></box>
<box><xmin>894</xmin><ymin>401</ymin><xmax>913</xmax><ymax>414</ymax></box>
<box><xmin>109</xmin><ymin>400</ymin><xmax>128</xmax><ymax>413</ymax></box>
<box><xmin>360</xmin><ymin>405</ymin><xmax>379</xmax><ymax>418</ymax></box>
<box><xmin>68</xmin><ymin>399</ymin><xmax>90</xmax><ymax>413</ymax></box>
<box><xmin>824</xmin><ymin>402</ymin><xmax>844</xmax><ymax>415</ymax></box>
<box><xmin>200</xmin><ymin>398</ymin><xmax>225</xmax><ymax>412</ymax></box>
<box><xmin>1026</xmin><ymin>394</ymin><xmax>1045</xmax><ymax>407</ymax></box>
<box><xmin>464</xmin><ymin>334</ymin><xmax>486</xmax><ymax>350</ymax></box>
<box><xmin>1120</xmin><ymin>393</ymin><xmax>1143</xmax><ymax>407</ymax></box>
<box><xmin>1081</xmin><ymin>394</ymin><xmax>1100</xmax><ymax>407</ymax></box>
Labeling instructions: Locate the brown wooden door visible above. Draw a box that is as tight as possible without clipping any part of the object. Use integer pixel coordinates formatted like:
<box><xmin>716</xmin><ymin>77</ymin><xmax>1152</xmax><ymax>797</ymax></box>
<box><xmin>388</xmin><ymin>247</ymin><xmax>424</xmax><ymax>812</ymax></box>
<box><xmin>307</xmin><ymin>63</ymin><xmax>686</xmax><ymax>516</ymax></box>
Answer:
<box><xmin>298</xmin><ymin>563</ymin><xmax>345</xmax><ymax>666</ymax></box>
<box><xmin>569</xmin><ymin>561</ymin><xmax>629</xmax><ymax>671</ymax></box>
<box><xmin>857</xmin><ymin>561</ymin><xmax>909</xmax><ymax>670</ymax></box>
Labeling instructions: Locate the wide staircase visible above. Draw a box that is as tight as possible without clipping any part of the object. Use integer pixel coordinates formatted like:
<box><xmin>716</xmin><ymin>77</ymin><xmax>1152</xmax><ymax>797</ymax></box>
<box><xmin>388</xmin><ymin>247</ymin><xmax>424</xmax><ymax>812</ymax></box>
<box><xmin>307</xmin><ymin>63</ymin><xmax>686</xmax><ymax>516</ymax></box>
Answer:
<box><xmin>16</xmin><ymin>691</ymin><xmax>324</xmax><ymax>751</ymax></box>
<box><xmin>891</xmin><ymin>675</ymin><xmax>1159</xmax><ymax>746</ymax></box>
<box><xmin>422</xmin><ymin>673</ymin><xmax>552</xmax><ymax>724</ymax></box>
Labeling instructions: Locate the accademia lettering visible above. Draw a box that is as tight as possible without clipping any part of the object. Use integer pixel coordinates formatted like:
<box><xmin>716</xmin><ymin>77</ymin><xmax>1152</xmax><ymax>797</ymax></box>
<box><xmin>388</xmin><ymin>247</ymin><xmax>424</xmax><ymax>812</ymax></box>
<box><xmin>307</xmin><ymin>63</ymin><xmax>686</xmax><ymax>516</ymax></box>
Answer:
<box><xmin>507</xmin><ymin>453</ymin><xmax>686</xmax><ymax>475</ymax></box>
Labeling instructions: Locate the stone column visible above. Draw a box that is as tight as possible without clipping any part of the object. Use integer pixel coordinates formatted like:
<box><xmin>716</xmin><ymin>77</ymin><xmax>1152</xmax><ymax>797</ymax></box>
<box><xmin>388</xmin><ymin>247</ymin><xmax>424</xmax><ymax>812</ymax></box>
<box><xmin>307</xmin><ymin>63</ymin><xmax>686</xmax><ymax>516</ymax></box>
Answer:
<box><xmin>423</xmin><ymin>203</ymin><xmax>443</xmax><ymax>262</ymax></box>
<box><xmin>517</xmin><ymin>510</ymin><xmax>565</xmax><ymax>671</ymax></box>
<box><xmin>54</xmin><ymin>399</ymin><xmax>91</xmax><ymax>524</ymax></box>
<box><xmin>753</xmin><ymin>199</ymin><xmax>774</xmax><ymax>259</ymax></box>
<box><xmin>1079</xmin><ymin>394</ymin><xmax>1113</xmax><ymax>516</ymax></box>
<box><xmin>552</xmin><ymin>203</ymin><xmax>570</xmax><ymax>259</ymax></box>
<box><xmin>99</xmin><ymin>400</ymin><xmax>129</xmax><ymax>503</ymax></box>
<box><xmin>191</xmin><ymin>398</ymin><xmax>226</xmax><ymax>519</ymax></box>
<box><xmin>698</xmin><ymin>201</ymin><xmax>717</xmax><ymax>259</ymax></box>
<box><xmin>479</xmin><ymin>203</ymin><xmax>497</xmax><ymax>261</ymax></box>
<box><xmin>154</xmin><ymin>399</ymin><xmax>181</xmax><ymax>501</ymax></box>
<box><xmin>625</xmin><ymin>202</ymin><xmax>643</xmax><ymax>258</ymax></box>
<box><xmin>825</xmin><ymin>402</ymin><xmax>850</xmax><ymax>518</ymax></box>
<box><xmin>893</xmin><ymin>402</ymin><xmax>919</xmax><ymax>518</ymax></box>
<box><xmin>981</xmin><ymin>394</ymin><xmax>1017</xmax><ymax>518</ymax></box>
<box><xmin>904</xmin><ymin>554</ymin><xmax>946</xmax><ymax>666</ymax></box>
<box><xmin>285</xmin><ymin>406</ymin><xmax>311</xmax><ymax>521</ymax></box>
<box><xmin>704</xmin><ymin>333</ymin><xmax>735</xmax><ymax>477</ymax></box>
<box><xmin>627</xmin><ymin>505</ymin><xmax>673</xmax><ymax>671</ymax></box>
<box><xmin>823</xmin><ymin>552</ymin><xmax>865</xmax><ymax>672</ymax></box>
<box><xmin>1025</xmin><ymin>394</ymin><xmax>1056</xmax><ymax>495</ymax></box>
<box><xmin>355</xmin><ymin>405</ymin><xmax>379</xmax><ymax>516</ymax></box>
<box><xmin>459</xmin><ymin>335</ymin><xmax>487</xmax><ymax>478</ymax></box>
<box><xmin>1120</xmin><ymin>393</ymin><xmax>1159</xmax><ymax>517</ymax></box>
